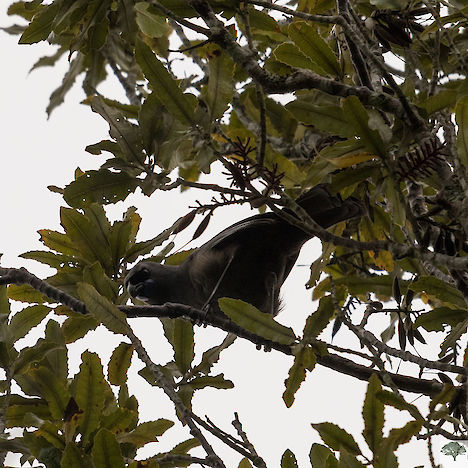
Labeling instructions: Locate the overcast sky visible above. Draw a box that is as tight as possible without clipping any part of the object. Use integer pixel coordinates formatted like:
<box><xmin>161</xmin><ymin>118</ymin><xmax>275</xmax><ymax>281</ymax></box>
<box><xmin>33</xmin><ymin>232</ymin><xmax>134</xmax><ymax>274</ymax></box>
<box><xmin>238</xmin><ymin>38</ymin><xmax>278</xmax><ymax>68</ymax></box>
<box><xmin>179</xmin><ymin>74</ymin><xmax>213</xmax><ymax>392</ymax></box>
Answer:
<box><xmin>1</xmin><ymin>6</ymin><xmax>465</xmax><ymax>467</ymax></box>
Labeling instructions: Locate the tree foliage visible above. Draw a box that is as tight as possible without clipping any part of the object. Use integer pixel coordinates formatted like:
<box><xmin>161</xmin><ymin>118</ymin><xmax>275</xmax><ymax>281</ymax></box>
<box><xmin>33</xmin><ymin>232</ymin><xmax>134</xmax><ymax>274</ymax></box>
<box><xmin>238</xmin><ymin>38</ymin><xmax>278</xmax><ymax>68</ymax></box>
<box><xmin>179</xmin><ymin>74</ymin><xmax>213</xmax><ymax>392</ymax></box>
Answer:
<box><xmin>1</xmin><ymin>0</ymin><xmax>468</xmax><ymax>466</ymax></box>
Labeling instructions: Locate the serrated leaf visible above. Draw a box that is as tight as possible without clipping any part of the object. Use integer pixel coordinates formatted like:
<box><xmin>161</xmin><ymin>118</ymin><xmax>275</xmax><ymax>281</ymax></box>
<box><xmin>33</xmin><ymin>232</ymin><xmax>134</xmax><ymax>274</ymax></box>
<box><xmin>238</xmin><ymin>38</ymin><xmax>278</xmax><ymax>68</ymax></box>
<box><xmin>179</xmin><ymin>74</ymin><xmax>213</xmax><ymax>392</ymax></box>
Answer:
<box><xmin>283</xmin><ymin>346</ymin><xmax>316</xmax><ymax>408</ymax></box>
<box><xmin>28</xmin><ymin>366</ymin><xmax>69</xmax><ymax>420</ymax></box>
<box><xmin>186</xmin><ymin>374</ymin><xmax>234</xmax><ymax>390</ymax></box>
<box><xmin>387</xmin><ymin>420</ymin><xmax>423</xmax><ymax>448</ymax></box>
<box><xmin>5</xmin><ymin>396</ymin><xmax>51</xmax><ymax>428</ymax></box>
<box><xmin>78</xmin><ymin>283</ymin><xmax>129</xmax><ymax>335</ymax></box>
<box><xmin>92</xmin><ymin>428</ymin><xmax>125</xmax><ymax>468</ymax></box>
<box><xmin>20</xmin><ymin>250</ymin><xmax>76</xmax><ymax>268</ymax></box>
<box><xmin>281</xmin><ymin>448</ymin><xmax>298</xmax><ymax>467</ymax></box>
<box><xmin>411</xmin><ymin>276</ymin><xmax>466</xmax><ymax>309</ymax></box>
<box><xmin>13</xmin><ymin>341</ymin><xmax>63</xmax><ymax>376</ymax></box>
<box><xmin>46</xmin><ymin>55</ymin><xmax>84</xmax><ymax>116</ymax></box>
<box><xmin>7</xmin><ymin>284</ymin><xmax>49</xmax><ymax>304</ymax></box>
<box><xmin>108</xmin><ymin>342</ymin><xmax>134</xmax><ymax>386</ymax></box>
<box><xmin>309</xmin><ymin>443</ymin><xmax>338</xmax><ymax>468</ymax></box>
<box><xmin>311</xmin><ymin>422</ymin><xmax>361</xmax><ymax>455</ymax></box>
<box><xmin>83</xmin><ymin>262</ymin><xmax>118</xmax><ymax>301</ymax></box>
<box><xmin>414</xmin><ymin>307</ymin><xmax>466</xmax><ymax>332</ymax></box>
<box><xmin>90</xmin><ymin>96</ymin><xmax>146</xmax><ymax>166</ymax></box>
<box><xmin>202</xmin><ymin>51</ymin><xmax>234</xmax><ymax>121</ymax></box>
<box><xmin>61</xmin><ymin>442</ymin><xmax>90</xmax><ymax>468</ymax></box>
<box><xmin>117</xmin><ymin>419</ymin><xmax>174</xmax><ymax>447</ymax></box>
<box><xmin>342</xmin><ymin>96</ymin><xmax>386</xmax><ymax>157</ymax></box>
<box><xmin>161</xmin><ymin>318</ymin><xmax>194</xmax><ymax>375</ymax></box>
<box><xmin>273</xmin><ymin>43</ymin><xmax>316</xmax><ymax>69</ymax></box>
<box><xmin>75</xmin><ymin>351</ymin><xmax>107</xmax><ymax>443</ymax></box>
<box><xmin>376</xmin><ymin>390</ymin><xmax>423</xmax><ymax>419</ymax></box>
<box><xmin>9</xmin><ymin>305</ymin><xmax>50</xmax><ymax>342</ymax></box>
<box><xmin>303</xmin><ymin>296</ymin><xmax>334</xmax><ymax>341</ymax></box>
<box><xmin>135</xmin><ymin>2</ymin><xmax>171</xmax><ymax>38</ymax></box>
<box><xmin>38</xmin><ymin>229</ymin><xmax>78</xmax><ymax>256</ymax></box>
<box><xmin>19</xmin><ymin>1</ymin><xmax>59</xmax><ymax>43</ymax></box>
<box><xmin>192</xmin><ymin>333</ymin><xmax>236</xmax><ymax>375</ymax></box>
<box><xmin>136</xmin><ymin>39</ymin><xmax>196</xmax><ymax>125</ymax></box>
<box><xmin>288</xmin><ymin>22</ymin><xmax>341</xmax><ymax>76</ymax></box>
<box><xmin>285</xmin><ymin>100</ymin><xmax>354</xmax><ymax>138</ymax></box>
<box><xmin>62</xmin><ymin>315</ymin><xmax>99</xmax><ymax>343</ymax></box>
<box><xmin>64</xmin><ymin>169</ymin><xmax>139</xmax><ymax>207</ymax></box>
<box><xmin>60</xmin><ymin>207</ymin><xmax>112</xmax><ymax>268</ymax></box>
<box><xmin>218</xmin><ymin>298</ymin><xmax>296</xmax><ymax>345</ymax></box>
<box><xmin>362</xmin><ymin>375</ymin><xmax>384</xmax><ymax>453</ymax></box>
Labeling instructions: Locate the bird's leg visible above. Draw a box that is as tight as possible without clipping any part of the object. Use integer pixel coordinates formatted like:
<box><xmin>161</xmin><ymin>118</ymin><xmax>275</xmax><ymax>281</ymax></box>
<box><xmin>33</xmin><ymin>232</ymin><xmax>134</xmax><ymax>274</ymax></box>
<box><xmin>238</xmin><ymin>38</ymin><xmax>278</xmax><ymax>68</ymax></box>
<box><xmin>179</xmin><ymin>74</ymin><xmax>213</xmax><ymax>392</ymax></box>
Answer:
<box><xmin>201</xmin><ymin>254</ymin><xmax>235</xmax><ymax>314</ymax></box>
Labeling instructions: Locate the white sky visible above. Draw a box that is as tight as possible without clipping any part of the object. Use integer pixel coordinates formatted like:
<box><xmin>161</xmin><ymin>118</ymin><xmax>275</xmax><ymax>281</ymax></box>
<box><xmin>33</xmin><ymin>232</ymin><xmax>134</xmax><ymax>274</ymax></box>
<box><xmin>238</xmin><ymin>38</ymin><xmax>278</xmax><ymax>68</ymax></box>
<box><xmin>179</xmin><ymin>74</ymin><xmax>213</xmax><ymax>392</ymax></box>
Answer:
<box><xmin>1</xmin><ymin>6</ymin><xmax>465</xmax><ymax>467</ymax></box>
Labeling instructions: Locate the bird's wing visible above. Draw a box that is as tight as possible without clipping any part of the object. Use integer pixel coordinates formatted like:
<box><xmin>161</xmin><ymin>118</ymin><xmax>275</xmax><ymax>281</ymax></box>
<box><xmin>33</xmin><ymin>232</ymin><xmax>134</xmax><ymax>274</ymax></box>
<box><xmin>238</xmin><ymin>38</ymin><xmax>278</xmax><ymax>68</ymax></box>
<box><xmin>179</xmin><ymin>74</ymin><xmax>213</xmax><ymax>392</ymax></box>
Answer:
<box><xmin>195</xmin><ymin>213</ymin><xmax>279</xmax><ymax>253</ymax></box>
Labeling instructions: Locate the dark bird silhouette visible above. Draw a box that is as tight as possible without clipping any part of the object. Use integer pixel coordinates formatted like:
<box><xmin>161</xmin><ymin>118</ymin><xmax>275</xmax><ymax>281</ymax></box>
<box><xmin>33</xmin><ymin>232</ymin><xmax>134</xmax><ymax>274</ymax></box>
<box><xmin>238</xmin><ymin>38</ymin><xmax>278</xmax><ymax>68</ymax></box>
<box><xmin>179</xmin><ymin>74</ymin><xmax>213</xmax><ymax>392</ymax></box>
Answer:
<box><xmin>125</xmin><ymin>185</ymin><xmax>363</xmax><ymax>316</ymax></box>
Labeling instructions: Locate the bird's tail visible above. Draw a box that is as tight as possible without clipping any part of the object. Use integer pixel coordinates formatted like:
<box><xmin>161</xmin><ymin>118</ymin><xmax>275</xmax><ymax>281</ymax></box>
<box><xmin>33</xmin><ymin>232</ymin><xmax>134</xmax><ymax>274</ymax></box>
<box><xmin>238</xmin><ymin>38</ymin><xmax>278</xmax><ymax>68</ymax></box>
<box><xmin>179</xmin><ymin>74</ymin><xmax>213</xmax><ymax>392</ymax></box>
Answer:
<box><xmin>295</xmin><ymin>185</ymin><xmax>364</xmax><ymax>229</ymax></box>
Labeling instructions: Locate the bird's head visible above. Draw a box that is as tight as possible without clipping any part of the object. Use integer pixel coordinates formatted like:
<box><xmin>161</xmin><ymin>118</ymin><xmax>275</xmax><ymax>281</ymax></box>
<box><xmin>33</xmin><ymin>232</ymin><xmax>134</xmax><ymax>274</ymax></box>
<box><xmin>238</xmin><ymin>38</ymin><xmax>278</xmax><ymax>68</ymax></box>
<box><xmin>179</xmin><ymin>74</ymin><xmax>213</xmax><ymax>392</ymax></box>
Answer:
<box><xmin>125</xmin><ymin>261</ymin><xmax>177</xmax><ymax>305</ymax></box>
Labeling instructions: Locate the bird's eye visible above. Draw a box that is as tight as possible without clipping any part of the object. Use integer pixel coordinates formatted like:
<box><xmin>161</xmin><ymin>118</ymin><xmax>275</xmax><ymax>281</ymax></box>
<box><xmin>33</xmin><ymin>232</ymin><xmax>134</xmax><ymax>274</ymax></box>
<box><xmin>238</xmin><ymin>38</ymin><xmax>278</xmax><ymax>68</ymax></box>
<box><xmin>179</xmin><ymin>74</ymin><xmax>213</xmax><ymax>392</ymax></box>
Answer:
<box><xmin>129</xmin><ymin>267</ymin><xmax>151</xmax><ymax>284</ymax></box>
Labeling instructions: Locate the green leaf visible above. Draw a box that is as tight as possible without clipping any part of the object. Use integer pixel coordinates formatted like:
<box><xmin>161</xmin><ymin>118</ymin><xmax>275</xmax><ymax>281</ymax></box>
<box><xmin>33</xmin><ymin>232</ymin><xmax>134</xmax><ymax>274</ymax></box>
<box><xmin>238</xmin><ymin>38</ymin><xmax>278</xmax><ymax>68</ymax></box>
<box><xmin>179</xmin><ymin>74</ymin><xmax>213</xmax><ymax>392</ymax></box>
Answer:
<box><xmin>362</xmin><ymin>375</ymin><xmax>384</xmax><ymax>454</ymax></box>
<box><xmin>0</xmin><ymin>285</ymin><xmax>10</xmax><ymax>315</ymax></box>
<box><xmin>135</xmin><ymin>2</ymin><xmax>171</xmax><ymax>38</ymax></box>
<box><xmin>75</xmin><ymin>351</ymin><xmax>107</xmax><ymax>443</ymax></box>
<box><xmin>5</xmin><ymin>396</ymin><xmax>51</xmax><ymax>428</ymax></box>
<box><xmin>386</xmin><ymin>420</ymin><xmax>423</xmax><ymax>448</ymax></box>
<box><xmin>411</xmin><ymin>276</ymin><xmax>466</xmax><ymax>309</ymax></box>
<box><xmin>78</xmin><ymin>283</ymin><xmax>129</xmax><ymax>335</ymax></box>
<box><xmin>186</xmin><ymin>374</ymin><xmax>234</xmax><ymax>390</ymax></box>
<box><xmin>283</xmin><ymin>346</ymin><xmax>316</xmax><ymax>408</ymax></box>
<box><xmin>281</xmin><ymin>448</ymin><xmax>298</xmax><ymax>467</ymax></box>
<box><xmin>46</xmin><ymin>55</ymin><xmax>85</xmax><ymax>116</ymax></box>
<box><xmin>273</xmin><ymin>43</ymin><xmax>316</xmax><ymax>70</ymax></box>
<box><xmin>309</xmin><ymin>443</ymin><xmax>338</xmax><ymax>468</ymax></box>
<box><xmin>61</xmin><ymin>442</ymin><xmax>90</xmax><ymax>468</ymax></box>
<box><xmin>414</xmin><ymin>307</ymin><xmax>466</xmax><ymax>332</ymax></box>
<box><xmin>192</xmin><ymin>334</ymin><xmax>236</xmax><ymax>375</ymax></box>
<box><xmin>83</xmin><ymin>262</ymin><xmax>118</xmax><ymax>301</ymax></box>
<box><xmin>313</xmin><ymin>275</ymin><xmax>400</xmax><ymax>301</ymax></box>
<box><xmin>342</xmin><ymin>96</ymin><xmax>386</xmax><ymax>157</ymax></box>
<box><xmin>117</xmin><ymin>419</ymin><xmax>174</xmax><ymax>447</ymax></box>
<box><xmin>385</xmin><ymin>179</ymin><xmax>405</xmax><ymax>227</ymax></box>
<box><xmin>288</xmin><ymin>22</ymin><xmax>341</xmax><ymax>76</ymax></box>
<box><xmin>376</xmin><ymin>390</ymin><xmax>423</xmax><ymax>419</ymax></box>
<box><xmin>161</xmin><ymin>318</ymin><xmax>194</xmax><ymax>375</ymax></box>
<box><xmin>90</xmin><ymin>96</ymin><xmax>146</xmax><ymax>166</ymax></box>
<box><xmin>28</xmin><ymin>366</ymin><xmax>69</xmax><ymax>420</ymax></box>
<box><xmin>60</xmin><ymin>207</ymin><xmax>112</xmax><ymax>268</ymax></box>
<box><xmin>20</xmin><ymin>250</ymin><xmax>76</xmax><ymax>269</ymax></box>
<box><xmin>64</xmin><ymin>169</ymin><xmax>140</xmax><ymax>207</ymax></box>
<box><xmin>218</xmin><ymin>298</ymin><xmax>296</xmax><ymax>345</ymax></box>
<box><xmin>36</xmin><ymin>420</ymin><xmax>65</xmax><ymax>450</ymax></box>
<box><xmin>9</xmin><ymin>305</ymin><xmax>50</xmax><ymax>342</ymax></box>
<box><xmin>91</xmin><ymin>428</ymin><xmax>125</xmax><ymax>468</ymax></box>
<box><xmin>238</xmin><ymin>458</ymin><xmax>253</xmax><ymax>468</ymax></box>
<box><xmin>285</xmin><ymin>100</ymin><xmax>354</xmax><ymax>138</ymax></box>
<box><xmin>311</xmin><ymin>422</ymin><xmax>361</xmax><ymax>455</ymax></box>
<box><xmin>38</xmin><ymin>229</ymin><xmax>78</xmax><ymax>256</ymax></box>
<box><xmin>108</xmin><ymin>342</ymin><xmax>134</xmax><ymax>386</ymax></box>
<box><xmin>62</xmin><ymin>315</ymin><xmax>99</xmax><ymax>343</ymax></box>
<box><xmin>136</xmin><ymin>39</ymin><xmax>196</xmax><ymax>125</ymax></box>
<box><xmin>19</xmin><ymin>1</ymin><xmax>60</xmax><ymax>44</ymax></box>
<box><xmin>7</xmin><ymin>284</ymin><xmax>49</xmax><ymax>304</ymax></box>
<box><xmin>13</xmin><ymin>341</ymin><xmax>63</xmax><ymax>376</ymax></box>
<box><xmin>303</xmin><ymin>296</ymin><xmax>335</xmax><ymax>341</ymax></box>
<box><xmin>202</xmin><ymin>51</ymin><xmax>235</xmax><ymax>122</ymax></box>
<box><xmin>456</xmin><ymin>96</ymin><xmax>468</xmax><ymax>171</ymax></box>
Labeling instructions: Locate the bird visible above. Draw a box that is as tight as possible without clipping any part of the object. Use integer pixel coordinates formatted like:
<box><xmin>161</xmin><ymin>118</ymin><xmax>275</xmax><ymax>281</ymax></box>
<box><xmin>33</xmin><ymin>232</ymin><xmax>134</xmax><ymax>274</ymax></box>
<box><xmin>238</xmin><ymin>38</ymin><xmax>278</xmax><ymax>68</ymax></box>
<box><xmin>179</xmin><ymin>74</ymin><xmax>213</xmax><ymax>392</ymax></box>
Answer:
<box><xmin>125</xmin><ymin>185</ymin><xmax>363</xmax><ymax>316</ymax></box>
